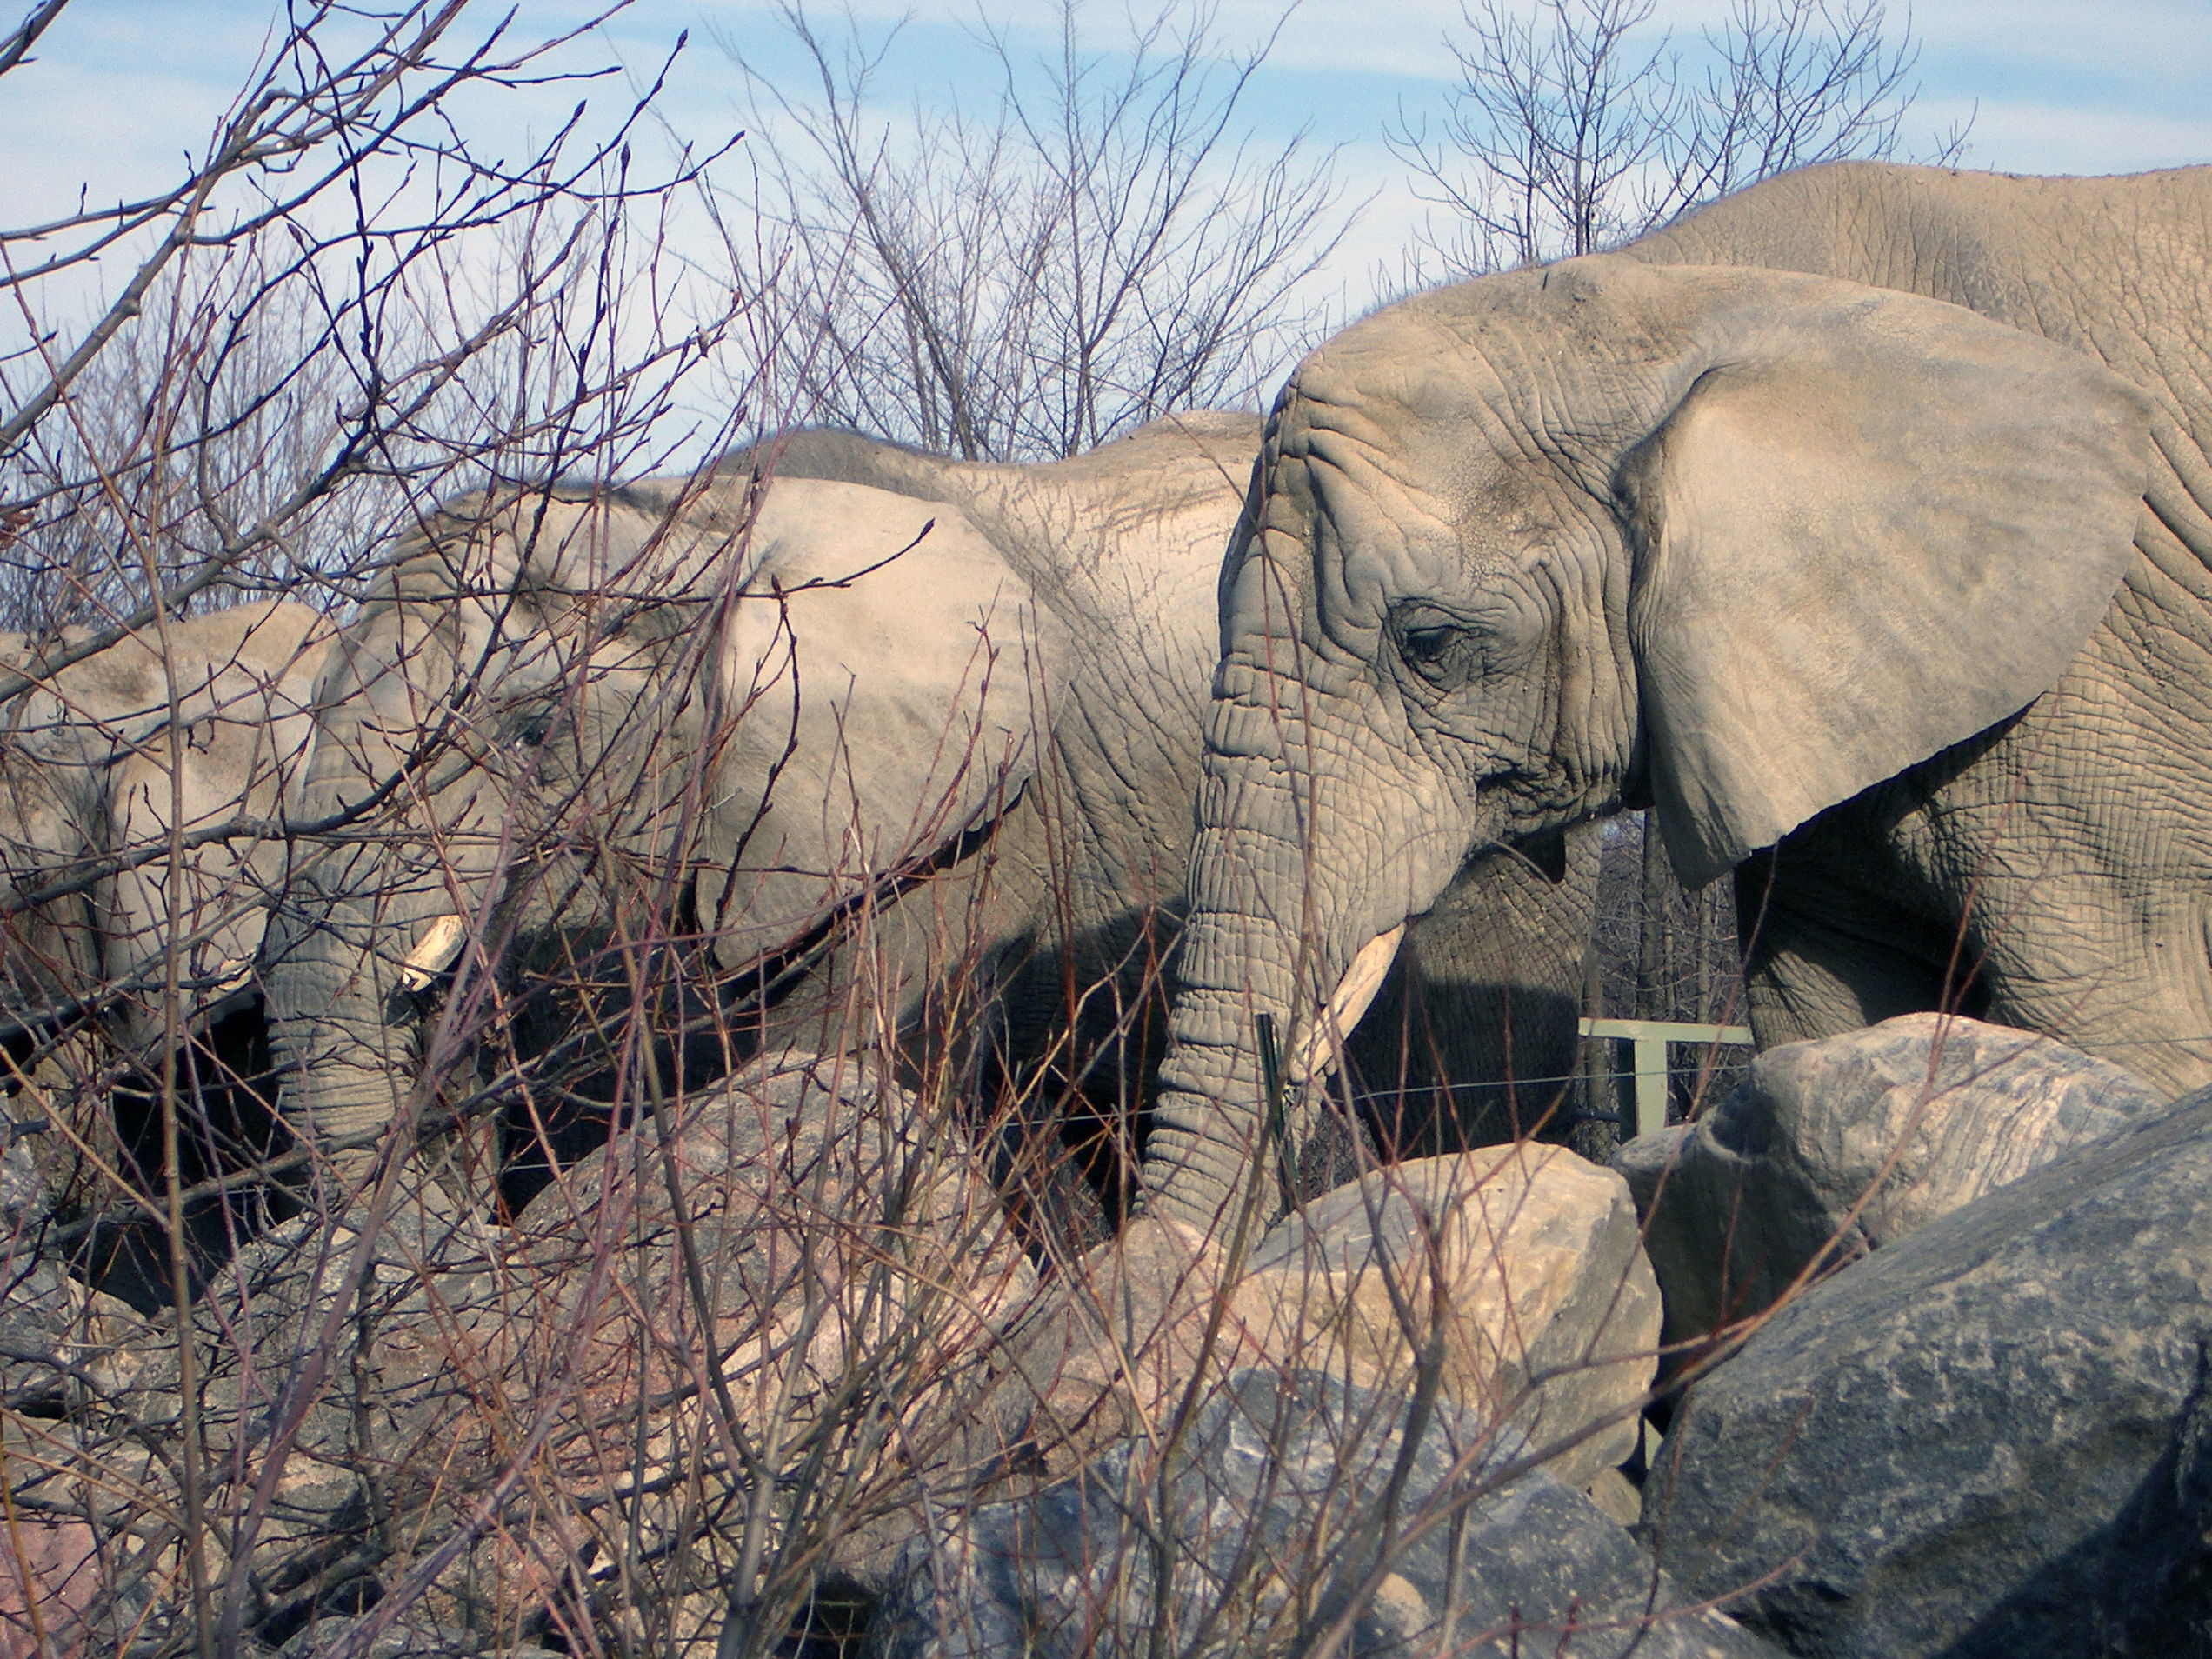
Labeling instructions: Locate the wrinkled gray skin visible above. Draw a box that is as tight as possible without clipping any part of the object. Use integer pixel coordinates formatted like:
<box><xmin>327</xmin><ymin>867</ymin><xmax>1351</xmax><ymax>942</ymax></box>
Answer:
<box><xmin>1144</xmin><ymin>162</ymin><xmax>2212</xmax><ymax>1232</ymax></box>
<box><xmin>0</xmin><ymin>603</ymin><xmax>325</xmax><ymax>1250</ymax></box>
<box><xmin>743</xmin><ymin>429</ymin><xmax>1604</xmax><ymax>1168</ymax></box>
<box><xmin>0</xmin><ymin>601</ymin><xmax>327</xmax><ymax>1056</ymax></box>
<box><xmin>260</xmin><ymin>416</ymin><xmax>1598</xmax><ymax>1216</ymax></box>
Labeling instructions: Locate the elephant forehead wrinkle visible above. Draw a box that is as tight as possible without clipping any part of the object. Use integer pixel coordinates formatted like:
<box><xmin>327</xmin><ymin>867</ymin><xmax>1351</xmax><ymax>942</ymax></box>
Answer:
<box><xmin>1292</xmin><ymin>381</ymin><xmax>1466</xmax><ymax>510</ymax></box>
<box><xmin>1287</xmin><ymin>461</ymin><xmax>1462</xmax><ymax>656</ymax></box>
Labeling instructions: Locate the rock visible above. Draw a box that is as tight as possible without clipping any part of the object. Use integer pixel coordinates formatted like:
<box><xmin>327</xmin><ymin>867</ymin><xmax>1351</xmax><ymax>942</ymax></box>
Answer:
<box><xmin>276</xmin><ymin>1612</ymin><xmax>565</xmax><ymax>1656</ymax></box>
<box><xmin>0</xmin><ymin>1252</ymin><xmax>162</xmax><ymax>1414</ymax></box>
<box><xmin>1642</xmin><ymin>1083</ymin><xmax>2212</xmax><ymax>1656</ymax></box>
<box><xmin>1229</xmin><ymin>1147</ymin><xmax>1661</xmax><ymax>1488</ymax></box>
<box><xmin>1614</xmin><ymin>1013</ymin><xmax>2166</xmax><ymax>1361</ymax></box>
<box><xmin>0</xmin><ymin>1127</ymin><xmax>157</xmax><ymax>1421</ymax></box>
<box><xmin>0</xmin><ymin>1214</ymin><xmax>189</xmax><ymax>1655</ymax></box>
<box><xmin>0</xmin><ymin>1512</ymin><xmax>117</xmax><ymax>1659</ymax></box>
<box><xmin>508</xmin><ymin>1049</ymin><xmax>1036</xmax><ymax>1610</ymax></box>
<box><xmin>0</xmin><ymin>1404</ymin><xmax>211</xmax><ymax>1659</ymax></box>
<box><xmin>513</xmin><ymin>1050</ymin><xmax>1032</xmax><ymax>1448</ymax></box>
<box><xmin>1585</xmin><ymin>1466</ymin><xmax>1644</xmax><ymax>1529</ymax></box>
<box><xmin>117</xmin><ymin>1051</ymin><xmax>1028</xmax><ymax>1652</ymax></box>
<box><xmin>1</xmin><ymin>1126</ymin><xmax>47</xmax><ymax>1227</ymax></box>
<box><xmin>0</xmin><ymin>1508</ymin><xmax>170</xmax><ymax>1659</ymax></box>
<box><xmin>158</xmin><ymin>1169</ymin><xmax>518</xmax><ymax>1638</ymax></box>
<box><xmin>979</xmin><ymin>1213</ymin><xmax>1262</xmax><ymax>1483</ymax></box>
<box><xmin>865</xmin><ymin>1367</ymin><xmax>1782</xmax><ymax>1659</ymax></box>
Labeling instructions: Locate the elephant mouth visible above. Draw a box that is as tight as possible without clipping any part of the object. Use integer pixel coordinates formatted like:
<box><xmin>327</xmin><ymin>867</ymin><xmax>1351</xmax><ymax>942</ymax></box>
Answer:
<box><xmin>1286</xmin><ymin>923</ymin><xmax>1406</xmax><ymax>1089</ymax></box>
<box><xmin>398</xmin><ymin>915</ymin><xmax>470</xmax><ymax>993</ymax></box>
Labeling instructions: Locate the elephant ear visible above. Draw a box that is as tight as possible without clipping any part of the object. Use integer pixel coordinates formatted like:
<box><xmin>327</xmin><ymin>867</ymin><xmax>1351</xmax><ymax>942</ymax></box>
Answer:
<box><xmin>1617</xmin><ymin>268</ymin><xmax>2155</xmax><ymax>888</ymax></box>
<box><xmin>700</xmin><ymin>477</ymin><xmax>1063</xmax><ymax>963</ymax></box>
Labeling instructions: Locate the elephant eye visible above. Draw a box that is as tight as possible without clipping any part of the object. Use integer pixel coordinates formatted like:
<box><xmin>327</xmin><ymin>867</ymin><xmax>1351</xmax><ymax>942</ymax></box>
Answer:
<box><xmin>1402</xmin><ymin>625</ymin><xmax>1457</xmax><ymax>664</ymax></box>
<box><xmin>1393</xmin><ymin>611</ymin><xmax>1473</xmax><ymax>684</ymax></box>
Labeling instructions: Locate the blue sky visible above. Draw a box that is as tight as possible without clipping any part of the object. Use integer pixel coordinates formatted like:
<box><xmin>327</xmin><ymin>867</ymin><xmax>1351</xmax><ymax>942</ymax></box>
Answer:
<box><xmin>2</xmin><ymin>1</ymin><xmax>2206</xmax><ymax>357</ymax></box>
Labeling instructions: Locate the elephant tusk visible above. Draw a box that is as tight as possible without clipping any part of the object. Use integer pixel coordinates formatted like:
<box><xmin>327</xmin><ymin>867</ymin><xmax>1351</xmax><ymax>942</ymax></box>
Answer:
<box><xmin>1289</xmin><ymin>923</ymin><xmax>1407</xmax><ymax>1089</ymax></box>
<box><xmin>399</xmin><ymin>914</ymin><xmax>470</xmax><ymax>992</ymax></box>
<box><xmin>212</xmin><ymin>957</ymin><xmax>253</xmax><ymax>997</ymax></box>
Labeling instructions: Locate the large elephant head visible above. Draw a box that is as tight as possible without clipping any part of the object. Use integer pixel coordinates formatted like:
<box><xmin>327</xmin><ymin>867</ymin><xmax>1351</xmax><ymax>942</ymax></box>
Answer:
<box><xmin>1142</xmin><ymin>256</ymin><xmax>2157</xmax><ymax>1233</ymax></box>
<box><xmin>263</xmin><ymin>470</ymin><xmax>1055</xmax><ymax>1189</ymax></box>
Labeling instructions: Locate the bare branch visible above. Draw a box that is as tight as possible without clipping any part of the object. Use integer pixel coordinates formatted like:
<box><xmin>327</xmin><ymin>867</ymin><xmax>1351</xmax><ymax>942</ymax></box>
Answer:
<box><xmin>721</xmin><ymin>0</ymin><xmax>1350</xmax><ymax>461</ymax></box>
<box><xmin>1389</xmin><ymin>0</ymin><xmax>1969</xmax><ymax>277</ymax></box>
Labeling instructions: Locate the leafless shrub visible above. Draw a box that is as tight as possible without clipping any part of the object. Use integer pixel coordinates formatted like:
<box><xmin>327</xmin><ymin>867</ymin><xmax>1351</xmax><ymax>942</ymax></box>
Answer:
<box><xmin>0</xmin><ymin>3</ymin><xmax>765</xmax><ymax>1653</ymax></box>
<box><xmin>718</xmin><ymin>0</ymin><xmax>1352</xmax><ymax>461</ymax></box>
<box><xmin>0</xmin><ymin>1</ymin><xmax>736</xmax><ymax>633</ymax></box>
<box><xmin>1389</xmin><ymin>0</ymin><xmax>1970</xmax><ymax>277</ymax></box>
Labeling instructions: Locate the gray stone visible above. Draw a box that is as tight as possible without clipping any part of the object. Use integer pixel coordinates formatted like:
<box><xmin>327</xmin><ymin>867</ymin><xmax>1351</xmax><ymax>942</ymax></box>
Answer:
<box><xmin>867</xmin><ymin>1368</ymin><xmax>1782</xmax><ymax>1659</ymax></box>
<box><xmin>1642</xmin><ymin>1083</ymin><xmax>2212</xmax><ymax>1657</ymax></box>
<box><xmin>154</xmin><ymin>1172</ymin><xmax>518</xmax><ymax>1636</ymax></box>
<box><xmin>1585</xmin><ymin>1466</ymin><xmax>1644</xmax><ymax>1529</ymax></box>
<box><xmin>1</xmin><ymin>1128</ymin><xmax>47</xmax><ymax>1227</ymax></box>
<box><xmin>0</xmin><ymin>1230</ymin><xmax>178</xmax><ymax>1649</ymax></box>
<box><xmin>277</xmin><ymin>1613</ymin><xmax>564</xmax><ymax>1656</ymax></box>
<box><xmin>980</xmin><ymin>1214</ymin><xmax>1259</xmax><ymax>1484</ymax></box>
<box><xmin>128</xmin><ymin>1051</ymin><xmax>1026</xmax><ymax>1651</ymax></box>
<box><xmin>0</xmin><ymin>1210</ymin><xmax>184</xmax><ymax>1649</ymax></box>
<box><xmin>1614</xmin><ymin>1013</ymin><xmax>2166</xmax><ymax>1361</ymax></box>
<box><xmin>1232</xmin><ymin>1149</ymin><xmax>1661</xmax><ymax>1489</ymax></box>
<box><xmin>510</xmin><ymin>1050</ymin><xmax>1035</xmax><ymax>1592</ymax></box>
<box><xmin>0</xmin><ymin>1250</ymin><xmax>163</xmax><ymax>1415</ymax></box>
<box><xmin>514</xmin><ymin>1049</ymin><xmax>1030</xmax><ymax>1423</ymax></box>
<box><xmin>0</xmin><ymin>1435</ymin><xmax>198</xmax><ymax>1656</ymax></box>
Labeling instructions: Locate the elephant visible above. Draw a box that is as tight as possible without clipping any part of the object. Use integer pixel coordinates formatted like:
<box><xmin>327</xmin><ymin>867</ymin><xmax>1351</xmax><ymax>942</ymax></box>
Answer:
<box><xmin>718</xmin><ymin>427</ymin><xmax>1609</xmax><ymax>1176</ymax></box>
<box><xmin>257</xmin><ymin>415</ymin><xmax>1602</xmax><ymax>1235</ymax></box>
<box><xmin>0</xmin><ymin>601</ymin><xmax>329</xmax><ymax>1264</ymax></box>
<box><xmin>1141</xmin><ymin>160</ymin><xmax>2212</xmax><ymax>1233</ymax></box>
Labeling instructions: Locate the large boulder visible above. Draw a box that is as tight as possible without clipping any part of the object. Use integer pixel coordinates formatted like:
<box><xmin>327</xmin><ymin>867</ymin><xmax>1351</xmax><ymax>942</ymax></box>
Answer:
<box><xmin>1614</xmin><ymin>1013</ymin><xmax>2166</xmax><ymax>1358</ymax></box>
<box><xmin>154</xmin><ymin>1179</ymin><xmax>523</xmax><ymax>1643</ymax></box>
<box><xmin>979</xmin><ymin>1214</ymin><xmax>1263</xmax><ymax>1484</ymax></box>
<box><xmin>277</xmin><ymin>1613</ymin><xmax>564</xmax><ymax>1657</ymax></box>
<box><xmin>0</xmin><ymin>1162</ymin><xmax>188</xmax><ymax>1657</ymax></box>
<box><xmin>0</xmin><ymin>1406</ymin><xmax>202</xmax><ymax>1659</ymax></box>
<box><xmin>1642</xmin><ymin>1083</ymin><xmax>2212</xmax><ymax>1656</ymax></box>
<box><xmin>1231</xmin><ymin>1148</ymin><xmax>1661</xmax><ymax>1489</ymax></box>
<box><xmin>117</xmin><ymin>1052</ymin><xmax>1026</xmax><ymax>1654</ymax></box>
<box><xmin>865</xmin><ymin>1367</ymin><xmax>1781</xmax><ymax>1659</ymax></box>
<box><xmin>508</xmin><ymin>1049</ymin><xmax>1036</xmax><ymax>1630</ymax></box>
<box><xmin>0</xmin><ymin>1249</ymin><xmax>159</xmax><ymax>1418</ymax></box>
<box><xmin>2</xmin><ymin>1129</ymin><xmax>46</xmax><ymax>1228</ymax></box>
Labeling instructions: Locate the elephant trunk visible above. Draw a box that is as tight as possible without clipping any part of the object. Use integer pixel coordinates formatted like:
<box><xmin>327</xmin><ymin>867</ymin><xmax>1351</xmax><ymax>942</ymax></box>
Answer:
<box><xmin>262</xmin><ymin>834</ymin><xmax>478</xmax><ymax>1189</ymax></box>
<box><xmin>1142</xmin><ymin>704</ymin><xmax>1464</xmax><ymax>1236</ymax></box>
<box><xmin>262</xmin><ymin>616</ymin><xmax>504</xmax><ymax>1190</ymax></box>
<box><xmin>263</xmin><ymin>915</ymin><xmax>410</xmax><ymax>1156</ymax></box>
<box><xmin>1143</xmin><ymin>818</ymin><xmax>1309</xmax><ymax>1234</ymax></box>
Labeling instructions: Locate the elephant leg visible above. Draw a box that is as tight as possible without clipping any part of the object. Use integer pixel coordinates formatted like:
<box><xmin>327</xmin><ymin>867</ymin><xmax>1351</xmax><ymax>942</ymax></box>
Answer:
<box><xmin>1732</xmin><ymin>825</ymin><xmax>1989</xmax><ymax>1052</ymax></box>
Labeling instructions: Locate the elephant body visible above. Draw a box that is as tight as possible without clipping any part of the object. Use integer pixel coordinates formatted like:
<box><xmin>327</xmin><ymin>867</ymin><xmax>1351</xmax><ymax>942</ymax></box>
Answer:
<box><xmin>1144</xmin><ymin>162</ymin><xmax>2212</xmax><ymax>1230</ymax></box>
<box><xmin>0</xmin><ymin>600</ymin><xmax>329</xmax><ymax>1043</ymax></box>
<box><xmin>733</xmin><ymin>427</ymin><xmax>1606</xmax><ymax>1169</ymax></box>
<box><xmin>260</xmin><ymin>418</ymin><xmax>1600</xmax><ymax>1229</ymax></box>
<box><xmin>1625</xmin><ymin>166</ymin><xmax>2212</xmax><ymax>1096</ymax></box>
